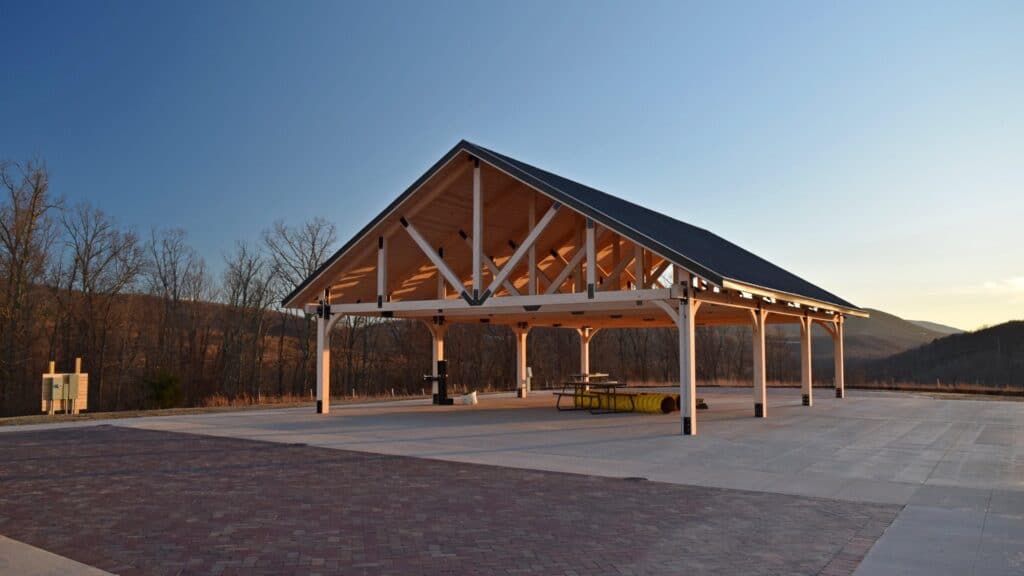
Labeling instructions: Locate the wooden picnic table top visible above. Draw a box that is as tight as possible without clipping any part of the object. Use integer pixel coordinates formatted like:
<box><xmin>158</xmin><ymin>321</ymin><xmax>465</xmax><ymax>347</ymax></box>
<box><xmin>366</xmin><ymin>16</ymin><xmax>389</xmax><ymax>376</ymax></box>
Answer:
<box><xmin>567</xmin><ymin>373</ymin><xmax>610</xmax><ymax>381</ymax></box>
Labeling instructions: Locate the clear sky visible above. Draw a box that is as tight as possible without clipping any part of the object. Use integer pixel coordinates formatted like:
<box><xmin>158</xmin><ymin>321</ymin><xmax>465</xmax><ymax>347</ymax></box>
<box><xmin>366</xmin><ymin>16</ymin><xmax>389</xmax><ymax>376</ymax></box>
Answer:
<box><xmin>1</xmin><ymin>1</ymin><xmax>1021</xmax><ymax>329</ymax></box>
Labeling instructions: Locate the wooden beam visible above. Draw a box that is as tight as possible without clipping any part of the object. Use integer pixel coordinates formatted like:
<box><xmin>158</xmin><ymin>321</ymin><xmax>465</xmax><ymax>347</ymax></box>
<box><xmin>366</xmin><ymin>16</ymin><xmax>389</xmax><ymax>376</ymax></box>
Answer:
<box><xmin>721</xmin><ymin>278</ymin><xmax>867</xmax><ymax>317</ymax></box>
<box><xmin>400</xmin><ymin>216</ymin><xmax>470</xmax><ymax>303</ymax></box>
<box><xmin>693</xmin><ymin>289</ymin><xmax>839</xmax><ymax>323</ymax></box>
<box><xmin>314</xmin><ymin>287</ymin><xmax>673</xmax><ymax>316</ymax></box>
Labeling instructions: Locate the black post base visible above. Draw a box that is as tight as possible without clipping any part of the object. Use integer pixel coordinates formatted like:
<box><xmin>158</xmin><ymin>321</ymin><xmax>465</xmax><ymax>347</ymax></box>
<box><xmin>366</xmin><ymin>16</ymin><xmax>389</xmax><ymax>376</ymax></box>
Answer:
<box><xmin>802</xmin><ymin>394</ymin><xmax>811</xmax><ymax>406</ymax></box>
<box><xmin>316</xmin><ymin>400</ymin><xmax>323</xmax><ymax>414</ymax></box>
<box><xmin>682</xmin><ymin>416</ymin><xmax>692</xmax><ymax>435</ymax></box>
<box><xmin>754</xmin><ymin>403</ymin><xmax>764</xmax><ymax>418</ymax></box>
<box><xmin>836</xmin><ymin>389</ymin><xmax>844</xmax><ymax>398</ymax></box>
<box><xmin>432</xmin><ymin>393</ymin><xmax>439</xmax><ymax>405</ymax></box>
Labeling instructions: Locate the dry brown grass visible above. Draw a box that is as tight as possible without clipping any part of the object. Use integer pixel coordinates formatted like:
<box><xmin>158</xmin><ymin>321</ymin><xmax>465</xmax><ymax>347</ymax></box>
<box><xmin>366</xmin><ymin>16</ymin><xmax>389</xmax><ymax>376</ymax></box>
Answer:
<box><xmin>855</xmin><ymin>380</ymin><xmax>1024</xmax><ymax>398</ymax></box>
<box><xmin>0</xmin><ymin>392</ymin><xmax>432</xmax><ymax>427</ymax></box>
<box><xmin>623</xmin><ymin>379</ymin><xmax>1024</xmax><ymax>399</ymax></box>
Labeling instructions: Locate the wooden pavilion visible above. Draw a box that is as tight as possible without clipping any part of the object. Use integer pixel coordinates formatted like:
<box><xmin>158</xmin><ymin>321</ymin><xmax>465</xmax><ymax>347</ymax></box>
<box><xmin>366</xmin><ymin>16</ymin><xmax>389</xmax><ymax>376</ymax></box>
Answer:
<box><xmin>283</xmin><ymin>141</ymin><xmax>867</xmax><ymax>435</ymax></box>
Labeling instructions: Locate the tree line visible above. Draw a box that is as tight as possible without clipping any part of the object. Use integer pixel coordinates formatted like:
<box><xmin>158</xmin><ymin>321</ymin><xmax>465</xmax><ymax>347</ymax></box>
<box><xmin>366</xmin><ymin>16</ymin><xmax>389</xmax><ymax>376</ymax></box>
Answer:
<box><xmin>0</xmin><ymin>159</ymin><xmax>827</xmax><ymax>417</ymax></box>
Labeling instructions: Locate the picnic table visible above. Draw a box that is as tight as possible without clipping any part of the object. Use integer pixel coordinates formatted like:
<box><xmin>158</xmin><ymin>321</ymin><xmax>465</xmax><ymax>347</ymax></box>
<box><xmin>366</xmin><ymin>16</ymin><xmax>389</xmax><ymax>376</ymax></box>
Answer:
<box><xmin>553</xmin><ymin>373</ymin><xmax>635</xmax><ymax>414</ymax></box>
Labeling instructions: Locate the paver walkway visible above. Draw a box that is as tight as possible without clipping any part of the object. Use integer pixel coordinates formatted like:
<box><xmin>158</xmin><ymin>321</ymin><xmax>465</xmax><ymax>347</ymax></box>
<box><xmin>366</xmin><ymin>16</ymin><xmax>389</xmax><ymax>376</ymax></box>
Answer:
<box><xmin>0</xmin><ymin>426</ymin><xmax>898</xmax><ymax>576</ymax></box>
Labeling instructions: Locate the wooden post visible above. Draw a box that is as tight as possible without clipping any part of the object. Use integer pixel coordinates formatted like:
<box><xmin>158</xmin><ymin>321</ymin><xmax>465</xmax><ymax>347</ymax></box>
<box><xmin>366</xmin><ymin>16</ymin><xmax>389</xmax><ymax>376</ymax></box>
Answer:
<box><xmin>800</xmin><ymin>316</ymin><xmax>813</xmax><ymax>406</ymax></box>
<box><xmin>570</xmin><ymin>221</ymin><xmax>581</xmax><ymax>292</ymax></box>
<box><xmin>528</xmin><ymin>193</ymin><xmax>537</xmax><ymax>295</ymax></box>
<box><xmin>579</xmin><ymin>327</ymin><xmax>591</xmax><ymax>379</ymax></box>
<box><xmin>47</xmin><ymin>360</ymin><xmax>55</xmax><ymax>416</ymax></box>
<box><xmin>316</xmin><ymin>314</ymin><xmax>331</xmax><ymax>414</ymax></box>
<box><xmin>515</xmin><ymin>326</ymin><xmax>528</xmax><ymax>398</ymax></box>
<box><xmin>472</xmin><ymin>158</ymin><xmax>482</xmax><ymax>301</ymax></box>
<box><xmin>678</xmin><ymin>282</ymin><xmax>698</xmax><ymax>435</ymax></box>
<box><xmin>752</xmin><ymin>309</ymin><xmax>767</xmax><ymax>417</ymax></box>
<box><xmin>634</xmin><ymin>244</ymin><xmax>644</xmax><ymax>290</ymax></box>
<box><xmin>377</xmin><ymin>235</ymin><xmax>388</xmax><ymax>308</ymax></box>
<box><xmin>675</xmin><ymin>286</ymin><xmax>700</xmax><ymax>430</ymax></box>
<box><xmin>431</xmin><ymin>321</ymin><xmax>446</xmax><ymax>399</ymax></box>
<box><xmin>585</xmin><ymin>218</ymin><xmax>596</xmax><ymax>298</ymax></box>
<box><xmin>437</xmin><ymin>247</ymin><xmax>446</xmax><ymax>299</ymax></box>
<box><xmin>611</xmin><ymin>235</ymin><xmax>621</xmax><ymax>290</ymax></box>
<box><xmin>834</xmin><ymin>316</ymin><xmax>845</xmax><ymax>398</ymax></box>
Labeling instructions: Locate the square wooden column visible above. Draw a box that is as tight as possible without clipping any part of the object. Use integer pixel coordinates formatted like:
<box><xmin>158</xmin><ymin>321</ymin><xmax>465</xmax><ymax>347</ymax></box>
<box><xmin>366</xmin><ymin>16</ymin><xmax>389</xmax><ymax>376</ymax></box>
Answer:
<box><xmin>515</xmin><ymin>326</ymin><xmax>529</xmax><ymax>398</ymax></box>
<box><xmin>800</xmin><ymin>316</ymin><xmax>813</xmax><ymax>406</ymax></box>
<box><xmin>430</xmin><ymin>323</ymin><xmax>447</xmax><ymax>399</ymax></box>
<box><xmin>678</xmin><ymin>291</ymin><xmax>698</xmax><ymax>435</ymax></box>
<box><xmin>316</xmin><ymin>314</ymin><xmax>331</xmax><ymax>414</ymax></box>
<box><xmin>578</xmin><ymin>327</ymin><xmax>592</xmax><ymax>377</ymax></box>
<box><xmin>752</xmin><ymin>308</ymin><xmax>767</xmax><ymax>417</ymax></box>
<box><xmin>834</xmin><ymin>317</ymin><xmax>845</xmax><ymax>398</ymax></box>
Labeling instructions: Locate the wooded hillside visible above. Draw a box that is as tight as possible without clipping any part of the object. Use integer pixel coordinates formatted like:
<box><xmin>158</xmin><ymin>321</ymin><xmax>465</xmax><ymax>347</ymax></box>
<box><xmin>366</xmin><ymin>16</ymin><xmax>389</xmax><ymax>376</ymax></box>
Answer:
<box><xmin>862</xmin><ymin>321</ymin><xmax>1024</xmax><ymax>389</ymax></box>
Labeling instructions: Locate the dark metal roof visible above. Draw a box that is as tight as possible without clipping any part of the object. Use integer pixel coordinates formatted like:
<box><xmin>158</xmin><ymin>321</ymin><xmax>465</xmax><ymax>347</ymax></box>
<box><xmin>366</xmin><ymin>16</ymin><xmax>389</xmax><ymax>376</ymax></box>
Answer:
<box><xmin>284</xmin><ymin>140</ymin><xmax>862</xmax><ymax>312</ymax></box>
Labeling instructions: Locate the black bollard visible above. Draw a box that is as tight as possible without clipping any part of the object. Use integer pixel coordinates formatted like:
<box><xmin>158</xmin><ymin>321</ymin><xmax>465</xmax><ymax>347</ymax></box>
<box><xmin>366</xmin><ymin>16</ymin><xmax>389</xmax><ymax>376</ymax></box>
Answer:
<box><xmin>423</xmin><ymin>359</ymin><xmax>454</xmax><ymax>406</ymax></box>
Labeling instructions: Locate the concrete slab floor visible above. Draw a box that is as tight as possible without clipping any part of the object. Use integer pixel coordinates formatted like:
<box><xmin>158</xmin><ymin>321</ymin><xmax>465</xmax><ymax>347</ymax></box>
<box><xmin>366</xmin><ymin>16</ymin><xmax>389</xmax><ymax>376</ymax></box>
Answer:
<box><xmin>3</xmin><ymin>387</ymin><xmax>1023</xmax><ymax>574</ymax></box>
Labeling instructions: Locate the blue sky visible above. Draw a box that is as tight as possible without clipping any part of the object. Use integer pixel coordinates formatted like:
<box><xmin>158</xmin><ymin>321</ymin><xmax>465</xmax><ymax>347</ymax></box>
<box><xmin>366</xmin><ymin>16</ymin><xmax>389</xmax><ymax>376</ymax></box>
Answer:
<box><xmin>1</xmin><ymin>1</ymin><xmax>1021</xmax><ymax>329</ymax></box>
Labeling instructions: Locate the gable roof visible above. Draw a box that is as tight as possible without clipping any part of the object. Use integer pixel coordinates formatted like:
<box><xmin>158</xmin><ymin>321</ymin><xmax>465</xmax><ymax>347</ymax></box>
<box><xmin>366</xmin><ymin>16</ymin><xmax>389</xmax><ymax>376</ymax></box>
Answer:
<box><xmin>284</xmin><ymin>140</ymin><xmax>862</xmax><ymax>313</ymax></box>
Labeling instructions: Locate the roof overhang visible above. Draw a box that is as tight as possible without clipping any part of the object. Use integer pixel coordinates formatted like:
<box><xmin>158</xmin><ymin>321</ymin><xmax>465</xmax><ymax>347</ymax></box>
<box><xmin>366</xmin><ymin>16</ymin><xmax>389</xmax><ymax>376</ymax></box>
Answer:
<box><xmin>284</xmin><ymin>140</ymin><xmax>866</xmax><ymax>320</ymax></box>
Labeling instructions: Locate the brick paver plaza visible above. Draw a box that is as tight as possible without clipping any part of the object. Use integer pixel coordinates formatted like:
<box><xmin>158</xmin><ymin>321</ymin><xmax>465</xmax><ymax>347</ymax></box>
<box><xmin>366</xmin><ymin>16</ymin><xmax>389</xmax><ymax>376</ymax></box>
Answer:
<box><xmin>0</xmin><ymin>425</ymin><xmax>897</xmax><ymax>575</ymax></box>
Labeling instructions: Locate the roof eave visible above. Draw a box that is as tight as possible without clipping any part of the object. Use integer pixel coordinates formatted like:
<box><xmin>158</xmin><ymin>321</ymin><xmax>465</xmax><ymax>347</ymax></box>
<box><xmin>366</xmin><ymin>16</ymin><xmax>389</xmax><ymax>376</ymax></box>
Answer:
<box><xmin>720</xmin><ymin>279</ymin><xmax>868</xmax><ymax>317</ymax></box>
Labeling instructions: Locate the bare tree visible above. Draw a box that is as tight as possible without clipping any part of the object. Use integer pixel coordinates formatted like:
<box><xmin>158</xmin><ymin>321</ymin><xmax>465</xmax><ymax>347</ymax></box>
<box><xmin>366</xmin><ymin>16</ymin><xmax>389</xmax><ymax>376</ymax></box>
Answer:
<box><xmin>220</xmin><ymin>242</ymin><xmax>274</xmax><ymax>399</ymax></box>
<box><xmin>262</xmin><ymin>218</ymin><xmax>336</xmax><ymax>395</ymax></box>
<box><xmin>0</xmin><ymin>159</ymin><xmax>60</xmax><ymax>414</ymax></box>
<box><xmin>145</xmin><ymin>228</ymin><xmax>212</xmax><ymax>401</ymax></box>
<box><xmin>59</xmin><ymin>202</ymin><xmax>143</xmax><ymax>409</ymax></box>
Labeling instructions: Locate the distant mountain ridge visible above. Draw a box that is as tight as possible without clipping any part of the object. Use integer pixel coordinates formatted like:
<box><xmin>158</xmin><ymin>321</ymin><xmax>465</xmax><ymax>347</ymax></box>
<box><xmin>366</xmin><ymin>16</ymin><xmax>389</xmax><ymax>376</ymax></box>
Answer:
<box><xmin>775</xmin><ymin>307</ymin><xmax>948</xmax><ymax>364</ymax></box>
<box><xmin>908</xmin><ymin>320</ymin><xmax>963</xmax><ymax>335</ymax></box>
<box><xmin>841</xmin><ymin>308</ymin><xmax>948</xmax><ymax>360</ymax></box>
<box><xmin>862</xmin><ymin>321</ymin><xmax>1024</xmax><ymax>389</ymax></box>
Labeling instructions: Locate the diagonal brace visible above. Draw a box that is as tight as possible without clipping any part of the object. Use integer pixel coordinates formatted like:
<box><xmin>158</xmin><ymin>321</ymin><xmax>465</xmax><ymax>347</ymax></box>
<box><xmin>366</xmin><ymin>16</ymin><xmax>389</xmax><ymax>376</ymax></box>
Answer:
<box><xmin>545</xmin><ymin>227</ymin><xmax>608</xmax><ymax>295</ymax></box>
<box><xmin>400</xmin><ymin>216</ymin><xmax>472</xmax><ymax>304</ymax></box>
<box><xmin>458</xmin><ymin>229</ymin><xmax>519</xmax><ymax>296</ymax></box>
<box><xmin>480</xmin><ymin>203</ymin><xmax>561</xmax><ymax>303</ymax></box>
